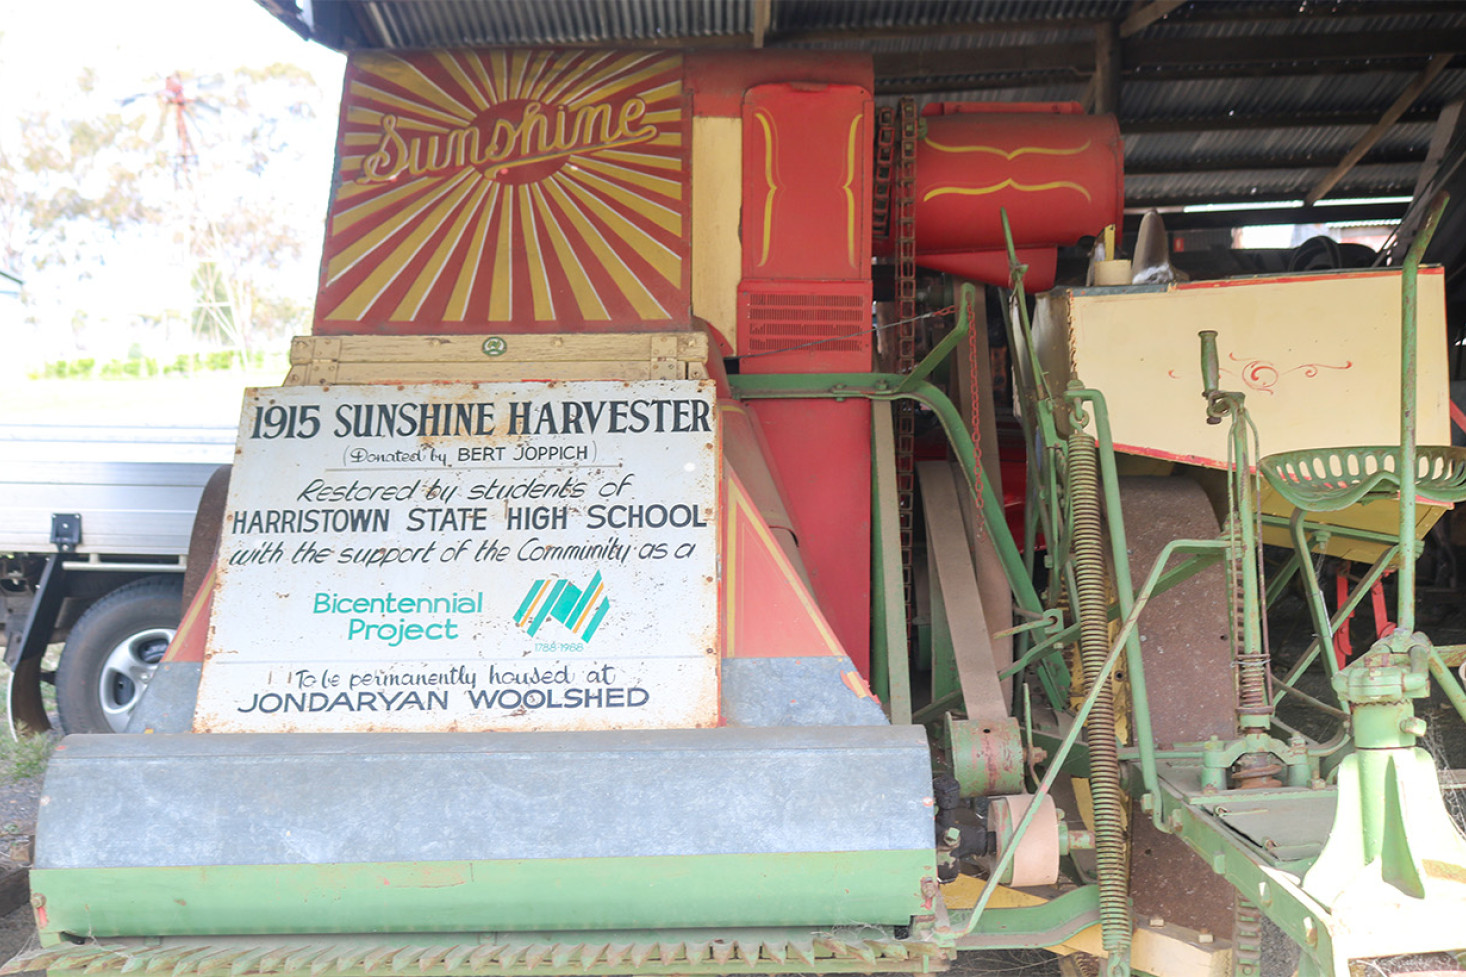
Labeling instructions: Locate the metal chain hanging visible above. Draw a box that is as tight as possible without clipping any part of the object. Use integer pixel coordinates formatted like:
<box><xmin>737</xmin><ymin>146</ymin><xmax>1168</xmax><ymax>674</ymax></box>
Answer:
<box><xmin>895</xmin><ymin>97</ymin><xmax>919</xmax><ymax>637</ymax></box>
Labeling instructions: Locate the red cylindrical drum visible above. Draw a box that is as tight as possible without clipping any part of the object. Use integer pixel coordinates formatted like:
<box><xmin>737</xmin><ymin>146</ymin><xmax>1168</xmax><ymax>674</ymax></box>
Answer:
<box><xmin>913</xmin><ymin>103</ymin><xmax>1123</xmax><ymax>268</ymax></box>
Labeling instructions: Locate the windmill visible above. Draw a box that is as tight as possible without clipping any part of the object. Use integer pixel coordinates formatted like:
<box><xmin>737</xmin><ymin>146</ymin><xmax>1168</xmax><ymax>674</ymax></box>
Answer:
<box><xmin>121</xmin><ymin>71</ymin><xmax>245</xmax><ymax>356</ymax></box>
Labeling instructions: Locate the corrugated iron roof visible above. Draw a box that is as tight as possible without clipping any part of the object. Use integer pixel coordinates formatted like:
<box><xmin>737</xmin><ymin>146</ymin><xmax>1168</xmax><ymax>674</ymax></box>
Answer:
<box><xmin>260</xmin><ymin>0</ymin><xmax>1466</xmax><ymax>218</ymax></box>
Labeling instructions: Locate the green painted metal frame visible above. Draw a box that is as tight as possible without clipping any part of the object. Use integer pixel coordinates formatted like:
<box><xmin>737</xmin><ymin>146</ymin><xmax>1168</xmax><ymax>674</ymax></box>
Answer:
<box><xmin>32</xmin><ymin>850</ymin><xmax>934</xmax><ymax>945</ymax></box>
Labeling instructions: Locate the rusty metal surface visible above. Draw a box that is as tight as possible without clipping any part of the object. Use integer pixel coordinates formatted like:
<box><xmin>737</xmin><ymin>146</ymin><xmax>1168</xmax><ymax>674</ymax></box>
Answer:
<box><xmin>1120</xmin><ymin>476</ymin><xmax>1237</xmax><ymax>940</ymax></box>
<box><xmin>1</xmin><ymin>929</ymin><xmax>951</xmax><ymax>977</ymax></box>
<box><xmin>182</xmin><ymin>465</ymin><xmax>231</xmax><ymax>609</ymax></box>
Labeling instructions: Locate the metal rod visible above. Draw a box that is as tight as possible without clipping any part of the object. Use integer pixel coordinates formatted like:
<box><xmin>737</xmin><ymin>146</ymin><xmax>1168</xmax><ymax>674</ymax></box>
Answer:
<box><xmin>1289</xmin><ymin>508</ymin><xmax>1343</xmax><ymax>687</ymax></box>
<box><xmin>1396</xmin><ymin>192</ymin><xmax>1449</xmax><ymax>632</ymax></box>
<box><xmin>1273</xmin><ymin>546</ymin><xmax>1398</xmax><ymax>707</ymax></box>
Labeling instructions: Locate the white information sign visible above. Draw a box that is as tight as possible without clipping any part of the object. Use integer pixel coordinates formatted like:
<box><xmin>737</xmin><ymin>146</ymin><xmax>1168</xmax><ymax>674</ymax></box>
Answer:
<box><xmin>193</xmin><ymin>380</ymin><xmax>720</xmax><ymax>733</ymax></box>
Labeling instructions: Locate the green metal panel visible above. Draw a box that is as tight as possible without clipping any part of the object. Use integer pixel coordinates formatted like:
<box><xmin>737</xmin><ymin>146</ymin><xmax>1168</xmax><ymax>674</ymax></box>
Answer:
<box><xmin>32</xmin><ymin>850</ymin><xmax>933</xmax><ymax>942</ymax></box>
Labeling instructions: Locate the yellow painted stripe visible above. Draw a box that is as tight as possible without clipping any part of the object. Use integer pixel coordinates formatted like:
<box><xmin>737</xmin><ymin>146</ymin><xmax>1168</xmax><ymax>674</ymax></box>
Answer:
<box><xmin>570</xmin><ymin>155</ymin><xmax>682</xmax><ymax>200</ymax></box>
<box><xmin>508</xmin><ymin>50</ymin><xmax>529</xmax><ymax>100</ymax></box>
<box><xmin>348</xmin><ymin>80</ymin><xmax>471</xmax><ymax>127</ymax></box>
<box><xmin>332</xmin><ymin>174</ymin><xmax>447</xmax><ymax>234</ymax></box>
<box><xmin>843</xmin><ymin>113</ymin><xmax>862</xmax><ymax>269</ymax></box>
<box><xmin>325</xmin><ymin>168</ymin><xmax>475</xmax><ymax>284</ymax></box>
<box><xmin>346</xmin><ymin>107</ymin><xmax>449</xmax><ymax>135</ymax></box>
<box><xmin>734</xmin><ymin>469</ymin><xmax>844</xmax><ymax>656</ymax></box>
<box><xmin>642</xmin><ymin>109</ymin><xmax>681</xmax><ymax>125</ymax></box>
<box><xmin>722</xmin><ymin>473</ymin><xmax>743</xmax><ymax>657</ymax></box>
<box><xmin>563</xmin><ymin>164</ymin><xmax>681</xmax><ymax>234</ymax></box>
<box><xmin>343</xmin><ymin>132</ymin><xmax>386</xmax><ymax>146</ymax></box>
<box><xmin>638</xmin><ymin>79</ymin><xmax>682</xmax><ymax>105</ymax></box>
<box><xmin>383</xmin><ymin>53</ymin><xmax>477</xmax><ymax>121</ymax></box>
<box><xmin>391</xmin><ymin>175</ymin><xmax>491</xmax><ymax>320</ymax></box>
<box><xmin>922</xmin><ymin>137</ymin><xmax>1092</xmax><ymax>160</ymax></box>
<box><xmin>444</xmin><ymin>181</ymin><xmax>499</xmax><ymax>320</ymax></box>
<box><xmin>528</xmin><ymin>51</ymin><xmax>582</xmax><ymax>102</ymax></box>
<box><xmin>517</xmin><ymin>581</ymin><xmax>551</xmax><ymax>628</ymax></box>
<box><xmin>520</xmin><ymin>51</ymin><xmax>553</xmax><ymax>104</ymax></box>
<box><xmin>529</xmin><ymin>183</ymin><xmax>609</xmax><ymax>320</ymax></box>
<box><xmin>650</xmin><ymin>132</ymin><xmax>683</xmax><ymax>147</ymax></box>
<box><xmin>561</xmin><ymin>52</ymin><xmax>648</xmax><ymax>108</ymax></box>
<box><xmin>559</xmin><ymin>174</ymin><xmax>681</xmax><ymax>285</ymax></box>
<box><xmin>545</xmin><ymin>176</ymin><xmax>667</xmax><ymax>320</ymax></box>
<box><xmin>540</xmin><ymin>51</ymin><xmax>613</xmax><ymax>106</ymax></box>
<box><xmin>488</xmin><ymin>186</ymin><xmax>514</xmax><ymax>321</ymax></box>
<box><xmin>327</xmin><ymin>174</ymin><xmax>481</xmax><ymax>320</ymax></box>
<box><xmin>433</xmin><ymin>51</ymin><xmax>490</xmax><ymax>112</ymax></box>
<box><xmin>754</xmin><ymin>109</ymin><xmax>778</xmax><ymax>268</ymax></box>
<box><xmin>923</xmin><ymin>178</ymin><xmax>1092</xmax><ymax>203</ymax></box>
<box><xmin>466</xmin><ymin>50</ymin><xmax>499</xmax><ymax>104</ymax></box>
<box><xmin>490</xmin><ymin>50</ymin><xmax>510</xmax><ymax>108</ymax></box>
<box><xmin>572</xmin><ymin>583</ymin><xmax>605</xmax><ymax>633</ymax></box>
<box><xmin>595</xmin><ymin>149</ymin><xmax>682</xmax><ymax>171</ymax></box>
<box><xmin>333</xmin><ymin>180</ymin><xmax>378</xmax><ymax>202</ymax></box>
<box><xmin>518</xmin><ymin>184</ymin><xmax>556</xmax><ymax>320</ymax></box>
<box><xmin>567</xmin><ymin>55</ymin><xmax>680</xmax><ymax>109</ymax></box>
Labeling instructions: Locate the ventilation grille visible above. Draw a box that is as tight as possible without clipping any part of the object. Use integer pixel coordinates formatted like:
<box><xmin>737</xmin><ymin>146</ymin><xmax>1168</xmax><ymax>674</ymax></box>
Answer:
<box><xmin>739</xmin><ymin>288</ymin><xmax>871</xmax><ymax>354</ymax></box>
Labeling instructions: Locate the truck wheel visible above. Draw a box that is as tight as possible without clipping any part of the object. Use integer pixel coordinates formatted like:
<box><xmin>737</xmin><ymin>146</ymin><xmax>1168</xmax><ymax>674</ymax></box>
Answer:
<box><xmin>56</xmin><ymin>576</ymin><xmax>183</xmax><ymax>734</ymax></box>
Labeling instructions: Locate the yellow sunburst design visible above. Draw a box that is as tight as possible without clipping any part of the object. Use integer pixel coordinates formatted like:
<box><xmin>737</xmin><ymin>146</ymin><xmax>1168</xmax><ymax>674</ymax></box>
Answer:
<box><xmin>321</xmin><ymin>49</ymin><xmax>688</xmax><ymax>326</ymax></box>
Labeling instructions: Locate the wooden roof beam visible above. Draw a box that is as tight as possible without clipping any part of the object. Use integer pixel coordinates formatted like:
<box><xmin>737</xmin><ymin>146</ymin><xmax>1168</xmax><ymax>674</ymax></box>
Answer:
<box><xmin>1305</xmin><ymin>54</ymin><xmax>1452</xmax><ymax>205</ymax></box>
<box><xmin>1119</xmin><ymin>0</ymin><xmax>1188</xmax><ymax>39</ymax></box>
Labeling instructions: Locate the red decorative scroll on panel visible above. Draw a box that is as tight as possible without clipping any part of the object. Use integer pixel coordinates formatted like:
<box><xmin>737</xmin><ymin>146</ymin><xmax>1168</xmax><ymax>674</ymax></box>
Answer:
<box><xmin>317</xmin><ymin>50</ymin><xmax>691</xmax><ymax>334</ymax></box>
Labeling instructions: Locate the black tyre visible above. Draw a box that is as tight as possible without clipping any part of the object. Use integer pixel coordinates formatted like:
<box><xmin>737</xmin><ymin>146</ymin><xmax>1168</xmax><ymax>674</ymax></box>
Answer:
<box><xmin>55</xmin><ymin>576</ymin><xmax>183</xmax><ymax>734</ymax></box>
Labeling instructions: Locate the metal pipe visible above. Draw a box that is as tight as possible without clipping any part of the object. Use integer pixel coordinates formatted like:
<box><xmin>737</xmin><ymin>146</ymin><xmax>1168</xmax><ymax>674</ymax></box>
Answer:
<box><xmin>1273</xmin><ymin>546</ymin><xmax>1399</xmax><ymax>707</ymax></box>
<box><xmin>1289</xmin><ymin>509</ymin><xmax>1343</xmax><ymax>687</ymax></box>
<box><xmin>1396</xmin><ymin>192</ymin><xmax>1449</xmax><ymax>632</ymax></box>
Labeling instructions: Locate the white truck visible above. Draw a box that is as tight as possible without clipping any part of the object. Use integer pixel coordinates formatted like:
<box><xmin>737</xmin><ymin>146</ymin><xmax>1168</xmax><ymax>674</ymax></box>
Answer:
<box><xmin>0</xmin><ymin>425</ymin><xmax>231</xmax><ymax>734</ymax></box>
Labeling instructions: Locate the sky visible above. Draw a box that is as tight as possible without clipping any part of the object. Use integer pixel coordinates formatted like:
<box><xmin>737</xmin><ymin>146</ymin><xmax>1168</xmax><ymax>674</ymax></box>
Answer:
<box><xmin>0</xmin><ymin>0</ymin><xmax>347</xmax><ymax>383</ymax></box>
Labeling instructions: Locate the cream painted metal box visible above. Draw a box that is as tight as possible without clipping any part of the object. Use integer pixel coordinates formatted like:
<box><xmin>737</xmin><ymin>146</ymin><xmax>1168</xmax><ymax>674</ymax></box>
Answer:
<box><xmin>1032</xmin><ymin>269</ymin><xmax>1450</xmax><ymax>467</ymax></box>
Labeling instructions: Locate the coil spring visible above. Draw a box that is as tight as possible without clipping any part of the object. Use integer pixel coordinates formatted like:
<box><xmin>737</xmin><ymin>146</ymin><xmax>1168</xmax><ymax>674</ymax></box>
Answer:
<box><xmin>1226</xmin><ymin>517</ymin><xmax>1272</xmax><ymax>721</ymax></box>
<box><xmin>1066</xmin><ymin>430</ymin><xmax>1131</xmax><ymax>957</ymax></box>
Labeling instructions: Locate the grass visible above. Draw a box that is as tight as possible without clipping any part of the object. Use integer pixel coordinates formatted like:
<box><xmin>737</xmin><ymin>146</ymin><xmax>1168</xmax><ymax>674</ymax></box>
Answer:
<box><xmin>0</xmin><ymin>647</ymin><xmax>61</xmax><ymax>784</ymax></box>
<box><xmin>0</xmin><ymin>733</ymin><xmax>54</xmax><ymax>784</ymax></box>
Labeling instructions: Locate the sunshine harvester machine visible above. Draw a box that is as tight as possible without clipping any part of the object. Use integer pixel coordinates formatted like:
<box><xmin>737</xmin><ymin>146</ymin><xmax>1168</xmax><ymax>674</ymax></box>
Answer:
<box><xmin>10</xmin><ymin>46</ymin><xmax>1466</xmax><ymax>977</ymax></box>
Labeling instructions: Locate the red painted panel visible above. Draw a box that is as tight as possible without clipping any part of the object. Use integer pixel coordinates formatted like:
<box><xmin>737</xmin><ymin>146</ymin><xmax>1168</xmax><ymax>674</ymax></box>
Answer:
<box><xmin>912</xmin><ymin>107</ymin><xmax>1123</xmax><ymax>255</ymax></box>
<box><xmin>749</xmin><ymin>400</ymin><xmax>872</xmax><ymax>676</ymax></box>
<box><xmin>721</xmin><ymin>470</ymin><xmax>846</xmax><ymax>660</ymax></box>
<box><xmin>685</xmin><ymin>51</ymin><xmax>872</xmax><ymax>118</ymax></box>
<box><xmin>162</xmin><ymin>563</ymin><xmax>215</xmax><ymax>664</ymax></box>
<box><xmin>316</xmin><ymin>49</ymin><xmax>691</xmax><ymax>335</ymax></box>
<box><xmin>742</xmin><ymin>84</ymin><xmax>873</xmax><ymax>281</ymax></box>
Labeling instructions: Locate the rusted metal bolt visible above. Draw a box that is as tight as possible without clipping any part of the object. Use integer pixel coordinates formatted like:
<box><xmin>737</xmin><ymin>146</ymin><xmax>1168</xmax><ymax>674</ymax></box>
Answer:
<box><xmin>1400</xmin><ymin>717</ymin><xmax>1427</xmax><ymax>737</ymax></box>
<box><xmin>29</xmin><ymin>894</ymin><xmax>43</xmax><ymax>908</ymax></box>
<box><xmin>1026</xmin><ymin>746</ymin><xmax>1049</xmax><ymax>763</ymax></box>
